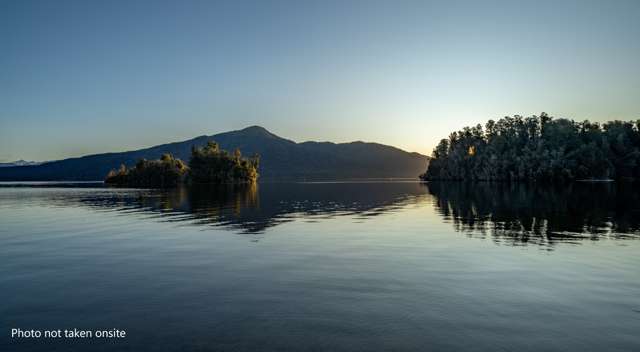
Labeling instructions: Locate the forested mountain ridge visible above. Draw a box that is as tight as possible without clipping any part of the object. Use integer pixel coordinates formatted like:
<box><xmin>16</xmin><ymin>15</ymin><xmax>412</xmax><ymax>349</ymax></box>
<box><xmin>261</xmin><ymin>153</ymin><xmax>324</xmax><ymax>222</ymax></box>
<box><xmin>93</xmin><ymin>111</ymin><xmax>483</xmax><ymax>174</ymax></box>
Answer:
<box><xmin>0</xmin><ymin>126</ymin><xmax>428</xmax><ymax>181</ymax></box>
<box><xmin>422</xmin><ymin>113</ymin><xmax>640</xmax><ymax>181</ymax></box>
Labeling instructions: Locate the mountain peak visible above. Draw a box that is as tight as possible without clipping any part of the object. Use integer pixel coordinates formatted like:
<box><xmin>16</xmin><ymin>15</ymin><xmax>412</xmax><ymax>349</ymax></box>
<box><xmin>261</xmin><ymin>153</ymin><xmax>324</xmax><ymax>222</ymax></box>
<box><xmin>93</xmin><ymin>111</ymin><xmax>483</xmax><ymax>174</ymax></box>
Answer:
<box><xmin>240</xmin><ymin>125</ymin><xmax>270</xmax><ymax>134</ymax></box>
<box><xmin>235</xmin><ymin>126</ymin><xmax>279</xmax><ymax>139</ymax></box>
<box><xmin>0</xmin><ymin>160</ymin><xmax>43</xmax><ymax>167</ymax></box>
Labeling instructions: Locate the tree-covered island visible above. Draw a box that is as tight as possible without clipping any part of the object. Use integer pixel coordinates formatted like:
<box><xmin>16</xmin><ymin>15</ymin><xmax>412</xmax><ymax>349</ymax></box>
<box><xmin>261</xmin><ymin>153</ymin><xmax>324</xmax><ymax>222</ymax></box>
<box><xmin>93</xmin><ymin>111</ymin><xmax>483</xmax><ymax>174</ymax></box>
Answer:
<box><xmin>422</xmin><ymin>113</ymin><xmax>640</xmax><ymax>182</ymax></box>
<box><xmin>105</xmin><ymin>141</ymin><xmax>259</xmax><ymax>187</ymax></box>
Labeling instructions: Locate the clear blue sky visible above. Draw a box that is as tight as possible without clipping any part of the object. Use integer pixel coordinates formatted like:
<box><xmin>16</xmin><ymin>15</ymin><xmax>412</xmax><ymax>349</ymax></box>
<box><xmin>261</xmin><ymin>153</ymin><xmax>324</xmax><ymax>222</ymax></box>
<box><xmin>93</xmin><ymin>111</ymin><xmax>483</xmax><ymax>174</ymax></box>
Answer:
<box><xmin>1</xmin><ymin>0</ymin><xmax>639</xmax><ymax>162</ymax></box>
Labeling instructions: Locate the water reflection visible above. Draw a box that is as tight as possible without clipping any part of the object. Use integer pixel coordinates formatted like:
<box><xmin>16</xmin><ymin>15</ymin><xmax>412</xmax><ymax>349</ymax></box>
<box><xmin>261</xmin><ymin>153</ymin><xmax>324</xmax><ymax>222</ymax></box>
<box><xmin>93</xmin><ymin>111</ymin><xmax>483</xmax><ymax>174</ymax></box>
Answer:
<box><xmin>69</xmin><ymin>182</ymin><xmax>430</xmax><ymax>233</ymax></box>
<box><xmin>3</xmin><ymin>181</ymin><xmax>639</xmax><ymax>246</ymax></box>
<box><xmin>427</xmin><ymin>182</ymin><xmax>640</xmax><ymax>246</ymax></box>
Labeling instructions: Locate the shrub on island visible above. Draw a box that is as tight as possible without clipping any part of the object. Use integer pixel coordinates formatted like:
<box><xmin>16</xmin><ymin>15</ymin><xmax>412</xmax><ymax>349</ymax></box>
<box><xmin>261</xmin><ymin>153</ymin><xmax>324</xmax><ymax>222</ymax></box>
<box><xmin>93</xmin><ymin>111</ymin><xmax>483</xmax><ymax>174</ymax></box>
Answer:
<box><xmin>105</xmin><ymin>153</ymin><xmax>188</xmax><ymax>187</ymax></box>
<box><xmin>105</xmin><ymin>141</ymin><xmax>259</xmax><ymax>187</ymax></box>
<box><xmin>188</xmin><ymin>141</ymin><xmax>259</xmax><ymax>184</ymax></box>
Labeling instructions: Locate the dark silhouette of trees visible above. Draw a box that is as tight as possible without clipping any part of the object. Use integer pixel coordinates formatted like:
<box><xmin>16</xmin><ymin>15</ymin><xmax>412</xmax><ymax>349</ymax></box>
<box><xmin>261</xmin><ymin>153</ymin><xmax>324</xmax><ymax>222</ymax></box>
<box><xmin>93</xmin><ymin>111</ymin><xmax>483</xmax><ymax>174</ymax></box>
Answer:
<box><xmin>105</xmin><ymin>141</ymin><xmax>259</xmax><ymax>187</ymax></box>
<box><xmin>422</xmin><ymin>113</ymin><xmax>640</xmax><ymax>181</ymax></box>
<box><xmin>105</xmin><ymin>153</ymin><xmax>188</xmax><ymax>187</ymax></box>
<box><xmin>188</xmin><ymin>141</ymin><xmax>259</xmax><ymax>184</ymax></box>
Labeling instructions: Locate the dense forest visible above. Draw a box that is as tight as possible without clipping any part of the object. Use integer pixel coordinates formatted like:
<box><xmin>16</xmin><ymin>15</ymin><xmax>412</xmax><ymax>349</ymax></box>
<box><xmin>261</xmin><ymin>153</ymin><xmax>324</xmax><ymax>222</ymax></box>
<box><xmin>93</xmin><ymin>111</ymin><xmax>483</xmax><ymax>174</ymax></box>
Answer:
<box><xmin>105</xmin><ymin>141</ymin><xmax>259</xmax><ymax>187</ymax></box>
<box><xmin>422</xmin><ymin>113</ymin><xmax>640</xmax><ymax>181</ymax></box>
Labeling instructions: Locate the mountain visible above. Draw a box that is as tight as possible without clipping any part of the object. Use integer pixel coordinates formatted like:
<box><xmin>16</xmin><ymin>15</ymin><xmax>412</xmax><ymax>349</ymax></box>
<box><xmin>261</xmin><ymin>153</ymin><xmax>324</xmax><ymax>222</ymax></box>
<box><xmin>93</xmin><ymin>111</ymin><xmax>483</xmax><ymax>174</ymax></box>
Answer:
<box><xmin>0</xmin><ymin>160</ymin><xmax>44</xmax><ymax>168</ymax></box>
<box><xmin>0</xmin><ymin>126</ymin><xmax>428</xmax><ymax>181</ymax></box>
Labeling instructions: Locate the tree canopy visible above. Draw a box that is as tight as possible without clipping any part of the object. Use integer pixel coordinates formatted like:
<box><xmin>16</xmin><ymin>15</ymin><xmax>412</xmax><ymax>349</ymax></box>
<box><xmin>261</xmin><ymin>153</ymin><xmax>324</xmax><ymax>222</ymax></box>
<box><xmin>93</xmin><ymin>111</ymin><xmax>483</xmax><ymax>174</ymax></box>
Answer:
<box><xmin>422</xmin><ymin>113</ymin><xmax>640</xmax><ymax>181</ymax></box>
<box><xmin>105</xmin><ymin>153</ymin><xmax>188</xmax><ymax>187</ymax></box>
<box><xmin>105</xmin><ymin>141</ymin><xmax>259</xmax><ymax>187</ymax></box>
<box><xmin>188</xmin><ymin>141</ymin><xmax>259</xmax><ymax>184</ymax></box>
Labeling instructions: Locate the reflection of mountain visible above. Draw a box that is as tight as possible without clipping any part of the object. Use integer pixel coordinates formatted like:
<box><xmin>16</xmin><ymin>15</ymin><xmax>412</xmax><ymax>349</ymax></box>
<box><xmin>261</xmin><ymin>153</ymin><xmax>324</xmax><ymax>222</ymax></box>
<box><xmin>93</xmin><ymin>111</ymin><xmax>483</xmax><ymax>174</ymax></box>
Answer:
<box><xmin>426</xmin><ymin>182</ymin><xmax>640</xmax><ymax>247</ymax></box>
<box><xmin>68</xmin><ymin>182</ymin><xmax>430</xmax><ymax>233</ymax></box>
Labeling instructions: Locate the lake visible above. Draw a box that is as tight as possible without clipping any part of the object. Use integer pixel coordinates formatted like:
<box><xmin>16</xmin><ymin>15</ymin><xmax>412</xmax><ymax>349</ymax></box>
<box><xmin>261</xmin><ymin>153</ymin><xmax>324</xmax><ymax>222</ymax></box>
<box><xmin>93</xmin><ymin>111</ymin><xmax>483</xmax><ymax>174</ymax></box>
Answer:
<box><xmin>1</xmin><ymin>182</ymin><xmax>639</xmax><ymax>351</ymax></box>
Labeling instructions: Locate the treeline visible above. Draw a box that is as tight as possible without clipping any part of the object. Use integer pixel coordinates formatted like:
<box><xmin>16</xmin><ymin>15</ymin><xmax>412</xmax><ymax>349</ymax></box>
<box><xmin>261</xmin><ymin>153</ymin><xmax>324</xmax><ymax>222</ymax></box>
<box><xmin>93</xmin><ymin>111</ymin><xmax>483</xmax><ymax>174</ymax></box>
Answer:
<box><xmin>105</xmin><ymin>141</ymin><xmax>259</xmax><ymax>187</ymax></box>
<box><xmin>422</xmin><ymin>113</ymin><xmax>640</xmax><ymax>181</ymax></box>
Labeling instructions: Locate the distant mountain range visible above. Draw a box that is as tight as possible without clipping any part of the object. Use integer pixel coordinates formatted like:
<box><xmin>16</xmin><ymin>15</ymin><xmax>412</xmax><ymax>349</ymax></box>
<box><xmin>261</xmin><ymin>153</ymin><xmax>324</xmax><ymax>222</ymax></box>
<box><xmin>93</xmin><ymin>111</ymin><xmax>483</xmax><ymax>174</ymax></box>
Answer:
<box><xmin>0</xmin><ymin>160</ymin><xmax>44</xmax><ymax>168</ymax></box>
<box><xmin>0</xmin><ymin>126</ymin><xmax>428</xmax><ymax>181</ymax></box>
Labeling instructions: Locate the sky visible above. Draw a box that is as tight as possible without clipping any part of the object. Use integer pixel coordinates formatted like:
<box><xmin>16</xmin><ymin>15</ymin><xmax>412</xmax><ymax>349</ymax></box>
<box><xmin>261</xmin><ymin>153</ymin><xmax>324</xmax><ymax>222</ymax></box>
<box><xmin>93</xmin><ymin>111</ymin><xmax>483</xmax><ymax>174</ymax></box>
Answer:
<box><xmin>1</xmin><ymin>0</ymin><xmax>639</xmax><ymax>162</ymax></box>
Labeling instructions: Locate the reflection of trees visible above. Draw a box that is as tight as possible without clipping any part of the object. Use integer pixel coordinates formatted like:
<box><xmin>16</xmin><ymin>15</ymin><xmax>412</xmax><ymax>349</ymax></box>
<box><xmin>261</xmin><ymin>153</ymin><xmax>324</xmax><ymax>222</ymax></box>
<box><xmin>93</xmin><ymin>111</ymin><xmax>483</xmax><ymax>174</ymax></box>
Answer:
<box><xmin>70</xmin><ymin>182</ymin><xmax>429</xmax><ymax>233</ymax></box>
<box><xmin>26</xmin><ymin>181</ymin><xmax>640</xmax><ymax>245</ymax></box>
<box><xmin>101</xmin><ymin>184</ymin><xmax>264</xmax><ymax>233</ymax></box>
<box><xmin>426</xmin><ymin>182</ymin><xmax>640</xmax><ymax>246</ymax></box>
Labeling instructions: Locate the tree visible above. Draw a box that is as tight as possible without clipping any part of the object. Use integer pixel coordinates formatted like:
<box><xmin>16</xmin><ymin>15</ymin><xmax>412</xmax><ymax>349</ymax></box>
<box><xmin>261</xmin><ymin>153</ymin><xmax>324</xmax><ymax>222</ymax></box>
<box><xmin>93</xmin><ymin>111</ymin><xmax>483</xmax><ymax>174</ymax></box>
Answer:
<box><xmin>421</xmin><ymin>113</ymin><xmax>640</xmax><ymax>182</ymax></box>
<box><xmin>105</xmin><ymin>142</ymin><xmax>260</xmax><ymax>187</ymax></box>
<box><xmin>105</xmin><ymin>153</ymin><xmax>188</xmax><ymax>187</ymax></box>
<box><xmin>188</xmin><ymin>141</ymin><xmax>259</xmax><ymax>184</ymax></box>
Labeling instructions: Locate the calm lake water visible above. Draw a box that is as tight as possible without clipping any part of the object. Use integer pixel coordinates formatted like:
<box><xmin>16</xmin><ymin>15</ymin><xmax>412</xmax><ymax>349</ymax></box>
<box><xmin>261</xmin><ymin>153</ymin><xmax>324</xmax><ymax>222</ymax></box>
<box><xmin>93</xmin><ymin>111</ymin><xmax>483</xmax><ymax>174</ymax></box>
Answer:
<box><xmin>1</xmin><ymin>182</ymin><xmax>639</xmax><ymax>351</ymax></box>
